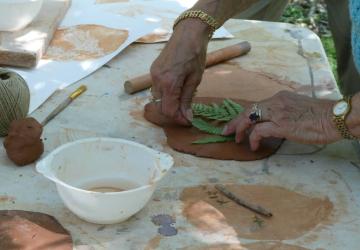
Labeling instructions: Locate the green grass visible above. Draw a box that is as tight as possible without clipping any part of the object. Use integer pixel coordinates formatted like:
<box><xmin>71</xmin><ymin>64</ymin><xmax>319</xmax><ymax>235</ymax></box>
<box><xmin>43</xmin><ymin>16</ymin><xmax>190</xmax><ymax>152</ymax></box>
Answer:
<box><xmin>280</xmin><ymin>5</ymin><xmax>307</xmax><ymax>24</ymax></box>
<box><xmin>321</xmin><ymin>36</ymin><xmax>338</xmax><ymax>82</ymax></box>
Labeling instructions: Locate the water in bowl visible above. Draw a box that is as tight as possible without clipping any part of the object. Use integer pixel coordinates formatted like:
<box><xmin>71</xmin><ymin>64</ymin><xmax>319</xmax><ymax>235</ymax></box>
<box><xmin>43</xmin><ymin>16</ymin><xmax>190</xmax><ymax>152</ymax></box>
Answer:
<box><xmin>80</xmin><ymin>178</ymin><xmax>140</xmax><ymax>193</ymax></box>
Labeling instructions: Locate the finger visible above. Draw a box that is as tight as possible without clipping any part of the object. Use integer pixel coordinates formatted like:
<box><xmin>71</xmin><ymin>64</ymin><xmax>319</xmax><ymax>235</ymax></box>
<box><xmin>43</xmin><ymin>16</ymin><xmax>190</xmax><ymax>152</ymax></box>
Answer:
<box><xmin>249</xmin><ymin>122</ymin><xmax>281</xmax><ymax>151</ymax></box>
<box><xmin>151</xmin><ymin>86</ymin><xmax>161</xmax><ymax>100</ymax></box>
<box><xmin>258</xmin><ymin>102</ymin><xmax>271</xmax><ymax>122</ymax></box>
<box><xmin>161</xmin><ymin>76</ymin><xmax>185</xmax><ymax>118</ymax></box>
<box><xmin>223</xmin><ymin>112</ymin><xmax>252</xmax><ymax>136</ymax></box>
<box><xmin>180</xmin><ymin>73</ymin><xmax>201</xmax><ymax>121</ymax></box>
<box><xmin>222</xmin><ymin>116</ymin><xmax>242</xmax><ymax>135</ymax></box>
<box><xmin>223</xmin><ymin>100</ymin><xmax>272</xmax><ymax>137</ymax></box>
<box><xmin>150</xmin><ymin>70</ymin><xmax>163</xmax><ymax>100</ymax></box>
<box><xmin>172</xmin><ymin>110</ymin><xmax>191</xmax><ymax>126</ymax></box>
<box><xmin>235</xmin><ymin>117</ymin><xmax>253</xmax><ymax>143</ymax></box>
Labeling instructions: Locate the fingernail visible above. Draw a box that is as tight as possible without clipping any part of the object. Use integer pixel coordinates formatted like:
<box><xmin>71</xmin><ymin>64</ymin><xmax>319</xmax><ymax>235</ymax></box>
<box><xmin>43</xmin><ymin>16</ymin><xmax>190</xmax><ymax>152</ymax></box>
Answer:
<box><xmin>186</xmin><ymin>109</ymin><xmax>193</xmax><ymax>121</ymax></box>
<box><xmin>222</xmin><ymin>126</ymin><xmax>228</xmax><ymax>135</ymax></box>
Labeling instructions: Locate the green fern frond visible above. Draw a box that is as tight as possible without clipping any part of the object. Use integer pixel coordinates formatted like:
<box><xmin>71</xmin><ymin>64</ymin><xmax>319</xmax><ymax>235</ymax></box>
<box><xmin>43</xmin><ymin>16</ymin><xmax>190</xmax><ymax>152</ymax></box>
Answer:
<box><xmin>192</xmin><ymin>99</ymin><xmax>244</xmax><ymax>121</ymax></box>
<box><xmin>223</xmin><ymin>99</ymin><xmax>239</xmax><ymax>118</ymax></box>
<box><xmin>191</xmin><ymin>118</ymin><xmax>223</xmax><ymax>135</ymax></box>
<box><xmin>192</xmin><ymin>103</ymin><xmax>229</xmax><ymax>121</ymax></box>
<box><xmin>192</xmin><ymin>135</ymin><xmax>235</xmax><ymax>144</ymax></box>
<box><xmin>191</xmin><ymin>99</ymin><xmax>245</xmax><ymax>144</ymax></box>
<box><xmin>225</xmin><ymin>99</ymin><xmax>244</xmax><ymax>114</ymax></box>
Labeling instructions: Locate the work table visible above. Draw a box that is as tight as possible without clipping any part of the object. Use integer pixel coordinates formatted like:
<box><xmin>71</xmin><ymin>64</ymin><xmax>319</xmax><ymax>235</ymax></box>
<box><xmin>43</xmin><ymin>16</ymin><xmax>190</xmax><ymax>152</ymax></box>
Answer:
<box><xmin>1</xmin><ymin>19</ymin><xmax>360</xmax><ymax>250</ymax></box>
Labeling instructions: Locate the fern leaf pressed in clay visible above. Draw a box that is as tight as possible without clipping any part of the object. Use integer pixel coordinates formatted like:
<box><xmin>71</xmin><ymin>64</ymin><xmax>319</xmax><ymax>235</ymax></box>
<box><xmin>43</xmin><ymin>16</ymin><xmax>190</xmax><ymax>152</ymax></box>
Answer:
<box><xmin>192</xmin><ymin>135</ymin><xmax>235</xmax><ymax>144</ymax></box>
<box><xmin>191</xmin><ymin>99</ymin><xmax>244</xmax><ymax>121</ymax></box>
<box><xmin>191</xmin><ymin>99</ymin><xmax>245</xmax><ymax>144</ymax></box>
<box><xmin>191</xmin><ymin>118</ymin><xmax>223</xmax><ymax>135</ymax></box>
<box><xmin>225</xmin><ymin>99</ymin><xmax>245</xmax><ymax>114</ymax></box>
<box><xmin>191</xmin><ymin>103</ymin><xmax>228</xmax><ymax>121</ymax></box>
<box><xmin>223</xmin><ymin>99</ymin><xmax>239</xmax><ymax>117</ymax></box>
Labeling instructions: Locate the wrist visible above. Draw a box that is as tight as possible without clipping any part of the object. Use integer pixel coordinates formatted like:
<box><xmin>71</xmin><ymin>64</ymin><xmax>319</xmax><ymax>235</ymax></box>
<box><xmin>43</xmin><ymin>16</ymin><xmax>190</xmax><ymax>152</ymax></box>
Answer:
<box><xmin>173</xmin><ymin>18</ymin><xmax>212</xmax><ymax>42</ymax></box>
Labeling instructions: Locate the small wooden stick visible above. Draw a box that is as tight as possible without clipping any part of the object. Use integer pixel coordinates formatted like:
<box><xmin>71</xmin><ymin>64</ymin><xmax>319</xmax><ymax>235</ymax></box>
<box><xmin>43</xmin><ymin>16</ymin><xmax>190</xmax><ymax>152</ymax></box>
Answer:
<box><xmin>215</xmin><ymin>184</ymin><xmax>273</xmax><ymax>217</ymax></box>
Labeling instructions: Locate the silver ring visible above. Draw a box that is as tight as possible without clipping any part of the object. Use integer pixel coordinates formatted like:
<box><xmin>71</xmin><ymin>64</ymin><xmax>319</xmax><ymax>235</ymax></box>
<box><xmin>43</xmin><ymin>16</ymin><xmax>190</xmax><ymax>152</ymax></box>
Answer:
<box><xmin>151</xmin><ymin>97</ymin><xmax>161</xmax><ymax>103</ymax></box>
<box><xmin>150</xmin><ymin>87</ymin><xmax>161</xmax><ymax>102</ymax></box>
<box><xmin>249</xmin><ymin>103</ymin><xmax>262</xmax><ymax>123</ymax></box>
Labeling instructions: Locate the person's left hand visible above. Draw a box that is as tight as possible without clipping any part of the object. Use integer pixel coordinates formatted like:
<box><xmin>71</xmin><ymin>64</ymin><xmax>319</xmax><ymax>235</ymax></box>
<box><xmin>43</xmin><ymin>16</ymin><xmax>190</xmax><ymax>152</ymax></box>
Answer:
<box><xmin>222</xmin><ymin>91</ymin><xmax>342</xmax><ymax>151</ymax></box>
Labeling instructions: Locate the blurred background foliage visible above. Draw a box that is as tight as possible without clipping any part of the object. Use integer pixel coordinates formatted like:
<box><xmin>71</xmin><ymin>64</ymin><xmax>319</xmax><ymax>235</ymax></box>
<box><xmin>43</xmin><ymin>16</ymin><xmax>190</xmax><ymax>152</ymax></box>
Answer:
<box><xmin>280</xmin><ymin>0</ymin><xmax>338</xmax><ymax>82</ymax></box>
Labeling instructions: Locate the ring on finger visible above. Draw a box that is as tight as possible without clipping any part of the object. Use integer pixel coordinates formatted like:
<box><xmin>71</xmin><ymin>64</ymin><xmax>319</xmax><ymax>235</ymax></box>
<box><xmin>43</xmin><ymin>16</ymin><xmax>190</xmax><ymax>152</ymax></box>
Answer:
<box><xmin>249</xmin><ymin>103</ymin><xmax>262</xmax><ymax>123</ymax></box>
<box><xmin>150</xmin><ymin>87</ymin><xmax>161</xmax><ymax>102</ymax></box>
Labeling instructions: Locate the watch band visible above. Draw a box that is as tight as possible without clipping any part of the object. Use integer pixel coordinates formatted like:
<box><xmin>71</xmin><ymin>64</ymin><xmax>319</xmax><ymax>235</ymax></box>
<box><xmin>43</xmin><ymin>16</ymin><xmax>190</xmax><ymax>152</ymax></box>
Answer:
<box><xmin>173</xmin><ymin>10</ymin><xmax>220</xmax><ymax>38</ymax></box>
<box><xmin>333</xmin><ymin>96</ymin><xmax>358</xmax><ymax>140</ymax></box>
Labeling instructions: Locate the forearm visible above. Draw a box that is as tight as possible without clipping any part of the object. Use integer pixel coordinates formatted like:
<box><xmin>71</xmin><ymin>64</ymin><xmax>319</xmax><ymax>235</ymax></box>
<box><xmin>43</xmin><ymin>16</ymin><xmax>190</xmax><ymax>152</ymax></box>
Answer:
<box><xmin>347</xmin><ymin>93</ymin><xmax>360</xmax><ymax>137</ymax></box>
<box><xmin>191</xmin><ymin>0</ymin><xmax>259</xmax><ymax>25</ymax></box>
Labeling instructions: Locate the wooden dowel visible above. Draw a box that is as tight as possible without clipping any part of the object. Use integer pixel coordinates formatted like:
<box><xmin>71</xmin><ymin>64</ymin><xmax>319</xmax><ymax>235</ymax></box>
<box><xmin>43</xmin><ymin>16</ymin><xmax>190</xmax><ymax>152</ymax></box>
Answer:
<box><xmin>124</xmin><ymin>41</ymin><xmax>251</xmax><ymax>94</ymax></box>
<box><xmin>205</xmin><ymin>41</ymin><xmax>251</xmax><ymax>66</ymax></box>
<box><xmin>124</xmin><ymin>74</ymin><xmax>152</xmax><ymax>95</ymax></box>
<box><xmin>215</xmin><ymin>184</ymin><xmax>273</xmax><ymax>217</ymax></box>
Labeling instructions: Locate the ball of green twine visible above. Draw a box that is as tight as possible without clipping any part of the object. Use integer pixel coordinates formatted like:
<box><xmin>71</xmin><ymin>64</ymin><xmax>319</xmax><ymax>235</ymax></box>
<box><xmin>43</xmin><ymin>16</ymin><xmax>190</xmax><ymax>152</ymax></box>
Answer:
<box><xmin>0</xmin><ymin>68</ymin><xmax>30</xmax><ymax>137</ymax></box>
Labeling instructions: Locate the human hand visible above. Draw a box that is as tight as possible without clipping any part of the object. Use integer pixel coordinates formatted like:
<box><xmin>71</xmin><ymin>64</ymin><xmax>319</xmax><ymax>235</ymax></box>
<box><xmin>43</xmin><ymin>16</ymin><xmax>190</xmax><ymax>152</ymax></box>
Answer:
<box><xmin>222</xmin><ymin>91</ymin><xmax>341</xmax><ymax>151</ymax></box>
<box><xmin>150</xmin><ymin>19</ymin><xmax>211</xmax><ymax>125</ymax></box>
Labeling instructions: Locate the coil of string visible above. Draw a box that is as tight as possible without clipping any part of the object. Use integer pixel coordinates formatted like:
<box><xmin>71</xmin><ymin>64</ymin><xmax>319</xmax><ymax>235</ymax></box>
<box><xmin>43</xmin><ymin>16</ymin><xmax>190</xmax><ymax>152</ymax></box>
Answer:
<box><xmin>0</xmin><ymin>68</ymin><xmax>30</xmax><ymax>136</ymax></box>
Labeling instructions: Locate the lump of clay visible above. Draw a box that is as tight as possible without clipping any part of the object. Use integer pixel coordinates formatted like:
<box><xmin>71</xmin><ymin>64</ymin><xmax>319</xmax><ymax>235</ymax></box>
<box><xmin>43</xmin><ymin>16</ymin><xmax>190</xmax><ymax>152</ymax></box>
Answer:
<box><xmin>3</xmin><ymin>118</ymin><xmax>44</xmax><ymax>166</ymax></box>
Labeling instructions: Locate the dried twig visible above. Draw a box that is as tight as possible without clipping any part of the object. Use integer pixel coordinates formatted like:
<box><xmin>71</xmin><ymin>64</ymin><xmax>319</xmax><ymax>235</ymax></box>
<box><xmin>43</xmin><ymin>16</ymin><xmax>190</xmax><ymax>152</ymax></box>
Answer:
<box><xmin>215</xmin><ymin>184</ymin><xmax>273</xmax><ymax>217</ymax></box>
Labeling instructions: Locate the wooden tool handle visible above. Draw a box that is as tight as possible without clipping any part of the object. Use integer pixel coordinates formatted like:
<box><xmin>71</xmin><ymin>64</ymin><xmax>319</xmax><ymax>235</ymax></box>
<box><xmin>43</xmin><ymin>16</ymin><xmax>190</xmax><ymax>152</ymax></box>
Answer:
<box><xmin>41</xmin><ymin>85</ymin><xmax>87</xmax><ymax>126</ymax></box>
<box><xmin>124</xmin><ymin>41</ymin><xmax>251</xmax><ymax>94</ymax></box>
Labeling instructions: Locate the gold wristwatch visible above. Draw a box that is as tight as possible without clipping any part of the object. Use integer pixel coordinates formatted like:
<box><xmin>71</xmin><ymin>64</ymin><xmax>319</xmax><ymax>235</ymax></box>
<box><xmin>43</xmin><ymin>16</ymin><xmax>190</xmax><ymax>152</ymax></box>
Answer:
<box><xmin>332</xmin><ymin>96</ymin><xmax>357</xmax><ymax>140</ymax></box>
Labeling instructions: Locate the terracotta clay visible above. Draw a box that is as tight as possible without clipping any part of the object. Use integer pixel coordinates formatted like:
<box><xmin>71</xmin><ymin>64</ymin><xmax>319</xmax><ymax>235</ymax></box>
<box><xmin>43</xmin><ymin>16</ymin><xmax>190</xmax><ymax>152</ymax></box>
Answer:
<box><xmin>144</xmin><ymin>97</ymin><xmax>283</xmax><ymax>161</ymax></box>
<box><xmin>180</xmin><ymin>185</ymin><xmax>333</xmax><ymax>240</ymax></box>
<box><xmin>3</xmin><ymin>118</ymin><xmax>44</xmax><ymax>166</ymax></box>
<box><xmin>0</xmin><ymin>210</ymin><xmax>72</xmax><ymax>250</ymax></box>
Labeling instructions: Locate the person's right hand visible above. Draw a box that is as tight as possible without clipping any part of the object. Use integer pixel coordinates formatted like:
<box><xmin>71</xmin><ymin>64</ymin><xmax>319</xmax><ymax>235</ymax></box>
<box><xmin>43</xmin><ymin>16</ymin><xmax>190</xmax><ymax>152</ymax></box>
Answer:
<box><xmin>150</xmin><ymin>19</ymin><xmax>211</xmax><ymax>125</ymax></box>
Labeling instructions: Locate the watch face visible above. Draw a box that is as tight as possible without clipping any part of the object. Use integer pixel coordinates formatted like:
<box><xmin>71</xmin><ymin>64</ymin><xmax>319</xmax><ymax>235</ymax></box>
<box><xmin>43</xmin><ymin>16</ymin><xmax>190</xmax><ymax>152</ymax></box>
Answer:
<box><xmin>333</xmin><ymin>100</ymin><xmax>349</xmax><ymax>116</ymax></box>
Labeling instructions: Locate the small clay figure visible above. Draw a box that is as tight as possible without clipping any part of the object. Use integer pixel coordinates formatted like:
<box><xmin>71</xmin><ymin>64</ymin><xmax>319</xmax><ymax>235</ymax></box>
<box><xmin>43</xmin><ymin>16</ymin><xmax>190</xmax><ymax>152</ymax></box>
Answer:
<box><xmin>3</xmin><ymin>118</ymin><xmax>44</xmax><ymax>166</ymax></box>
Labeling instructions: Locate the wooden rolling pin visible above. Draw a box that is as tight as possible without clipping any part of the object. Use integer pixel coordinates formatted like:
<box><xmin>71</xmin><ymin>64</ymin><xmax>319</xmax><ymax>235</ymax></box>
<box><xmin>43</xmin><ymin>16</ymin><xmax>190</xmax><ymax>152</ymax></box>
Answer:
<box><xmin>124</xmin><ymin>41</ymin><xmax>251</xmax><ymax>94</ymax></box>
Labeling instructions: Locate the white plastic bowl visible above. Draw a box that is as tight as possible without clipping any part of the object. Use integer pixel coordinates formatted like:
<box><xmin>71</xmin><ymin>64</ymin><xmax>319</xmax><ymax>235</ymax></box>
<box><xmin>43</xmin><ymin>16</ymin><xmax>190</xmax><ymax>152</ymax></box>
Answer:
<box><xmin>36</xmin><ymin>138</ymin><xmax>173</xmax><ymax>224</ymax></box>
<box><xmin>0</xmin><ymin>0</ymin><xmax>44</xmax><ymax>31</ymax></box>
